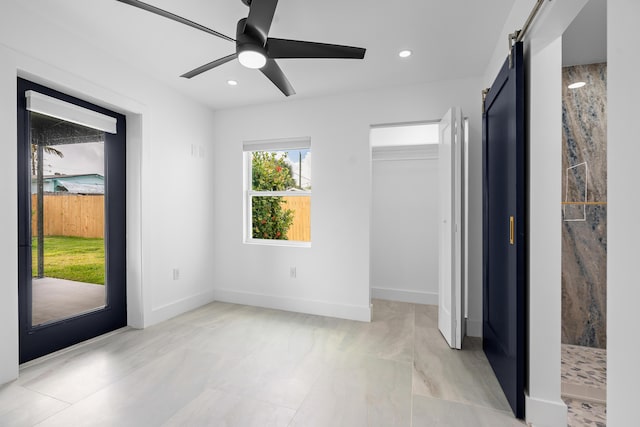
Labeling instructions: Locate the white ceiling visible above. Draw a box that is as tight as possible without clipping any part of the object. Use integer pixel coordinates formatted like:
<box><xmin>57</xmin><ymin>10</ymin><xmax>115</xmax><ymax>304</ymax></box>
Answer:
<box><xmin>562</xmin><ymin>0</ymin><xmax>607</xmax><ymax>67</ymax></box>
<box><xmin>21</xmin><ymin>0</ymin><xmax>516</xmax><ymax>111</ymax></box>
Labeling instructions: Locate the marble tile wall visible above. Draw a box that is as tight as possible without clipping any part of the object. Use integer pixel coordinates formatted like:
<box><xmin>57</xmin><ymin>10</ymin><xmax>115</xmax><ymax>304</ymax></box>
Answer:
<box><xmin>561</xmin><ymin>63</ymin><xmax>607</xmax><ymax>349</ymax></box>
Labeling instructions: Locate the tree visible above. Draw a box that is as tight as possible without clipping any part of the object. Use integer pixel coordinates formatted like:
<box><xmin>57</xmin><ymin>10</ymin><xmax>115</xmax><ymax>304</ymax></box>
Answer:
<box><xmin>252</xmin><ymin>152</ymin><xmax>295</xmax><ymax>240</ymax></box>
<box><xmin>31</xmin><ymin>142</ymin><xmax>64</xmax><ymax>278</ymax></box>
<box><xmin>31</xmin><ymin>143</ymin><xmax>64</xmax><ymax>175</ymax></box>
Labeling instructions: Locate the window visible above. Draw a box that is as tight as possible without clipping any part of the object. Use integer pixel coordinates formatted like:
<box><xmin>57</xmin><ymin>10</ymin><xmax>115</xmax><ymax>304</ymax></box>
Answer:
<box><xmin>244</xmin><ymin>138</ymin><xmax>311</xmax><ymax>246</ymax></box>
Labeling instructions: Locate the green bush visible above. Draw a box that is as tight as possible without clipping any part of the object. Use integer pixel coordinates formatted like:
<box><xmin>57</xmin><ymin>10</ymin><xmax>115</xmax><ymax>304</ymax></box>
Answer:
<box><xmin>252</xmin><ymin>152</ymin><xmax>295</xmax><ymax>240</ymax></box>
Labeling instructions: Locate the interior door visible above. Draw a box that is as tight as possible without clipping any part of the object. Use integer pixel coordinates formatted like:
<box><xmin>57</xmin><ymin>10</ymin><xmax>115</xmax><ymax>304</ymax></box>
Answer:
<box><xmin>17</xmin><ymin>78</ymin><xmax>127</xmax><ymax>363</ymax></box>
<box><xmin>482</xmin><ymin>42</ymin><xmax>526</xmax><ymax>418</ymax></box>
<box><xmin>438</xmin><ymin>107</ymin><xmax>464</xmax><ymax>349</ymax></box>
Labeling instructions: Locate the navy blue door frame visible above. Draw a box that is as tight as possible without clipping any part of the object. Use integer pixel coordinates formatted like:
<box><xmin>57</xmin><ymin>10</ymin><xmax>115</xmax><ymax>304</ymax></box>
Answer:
<box><xmin>17</xmin><ymin>78</ymin><xmax>127</xmax><ymax>363</ymax></box>
<box><xmin>482</xmin><ymin>42</ymin><xmax>526</xmax><ymax>419</ymax></box>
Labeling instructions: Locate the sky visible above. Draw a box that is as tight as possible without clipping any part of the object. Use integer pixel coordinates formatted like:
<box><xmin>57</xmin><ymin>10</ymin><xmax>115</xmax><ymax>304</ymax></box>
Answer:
<box><xmin>40</xmin><ymin>142</ymin><xmax>105</xmax><ymax>176</ymax></box>
<box><xmin>43</xmin><ymin>144</ymin><xmax>310</xmax><ymax>188</ymax></box>
<box><xmin>283</xmin><ymin>149</ymin><xmax>311</xmax><ymax>189</ymax></box>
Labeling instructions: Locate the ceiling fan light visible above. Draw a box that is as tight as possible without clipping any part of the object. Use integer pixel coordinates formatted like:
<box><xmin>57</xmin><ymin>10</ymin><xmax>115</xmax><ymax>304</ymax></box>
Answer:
<box><xmin>238</xmin><ymin>50</ymin><xmax>267</xmax><ymax>69</ymax></box>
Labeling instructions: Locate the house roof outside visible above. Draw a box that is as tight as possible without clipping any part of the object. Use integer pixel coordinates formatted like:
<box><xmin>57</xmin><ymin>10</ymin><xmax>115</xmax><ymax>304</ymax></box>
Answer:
<box><xmin>31</xmin><ymin>173</ymin><xmax>104</xmax><ymax>195</ymax></box>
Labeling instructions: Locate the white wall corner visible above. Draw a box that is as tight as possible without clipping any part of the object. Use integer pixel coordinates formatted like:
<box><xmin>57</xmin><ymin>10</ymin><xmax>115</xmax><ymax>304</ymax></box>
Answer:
<box><xmin>607</xmin><ymin>1</ymin><xmax>640</xmax><ymax>425</ymax></box>
<box><xmin>526</xmin><ymin>32</ymin><xmax>564</xmax><ymax>424</ymax></box>
<box><xmin>146</xmin><ymin>290</ymin><xmax>217</xmax><ymax>327</ymax></box>
<box><xmin>0</xmin><ymin>49</ymin><xmax>20</xmax><ymax>386</ymax></box>
<box><xmin>465</xmin><ymin>318</ymin><xmax>482</xmax><ymax>338</ymax></box>
<box><xmin>125</xmin><ymin>112</ymin><xmax>145</xmax><ymax>329</ymax></box>
<box><xmin>371</xmin><ymin>287</ymin><xmax>438</xmax><ymax>306</ymax></box>
<box><xmin>212</xmin><ymin>288</ymin><xmax>372</xmax><ymax>322</ymax></box>
<box><xmin>525</xmin><ymin>393</ymin><xmax>567</xmax><ymax>427</ymax></box>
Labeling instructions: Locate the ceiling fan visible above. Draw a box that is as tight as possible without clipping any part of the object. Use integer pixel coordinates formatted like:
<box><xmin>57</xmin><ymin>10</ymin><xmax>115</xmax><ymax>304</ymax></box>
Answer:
<box><xmin>116</xmin><ymin>0</ymin><xmax>367</xmax><ymax>96</ymax></box>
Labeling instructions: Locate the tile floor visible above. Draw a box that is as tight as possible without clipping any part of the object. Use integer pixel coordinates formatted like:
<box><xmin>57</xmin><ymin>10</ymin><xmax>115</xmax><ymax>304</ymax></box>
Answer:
<box><xmin>561</xmin><ymin>344</ymin><xmax>607</xmax><ymax>390</ymax></box>
<box><xmin>1</xmin><ymin>300</ymin><xmax>526</xmax><ymax>426</ymax></box>
<box><xmin>561</xmin><ymin>344</ymin><xmax>607</xmax><ymax>427</ymax></box>
<box><xmin>564</xmin><ymin>398</ymin><xmax>606</xmax><ymax>427</ymax></box>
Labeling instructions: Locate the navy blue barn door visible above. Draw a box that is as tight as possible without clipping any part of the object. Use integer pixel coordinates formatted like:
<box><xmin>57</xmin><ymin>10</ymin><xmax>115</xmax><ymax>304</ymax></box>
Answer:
<box><xmin>482</xmin><ymin>42</ymin><xmax>526</xmax><ymax>419</ymax></box>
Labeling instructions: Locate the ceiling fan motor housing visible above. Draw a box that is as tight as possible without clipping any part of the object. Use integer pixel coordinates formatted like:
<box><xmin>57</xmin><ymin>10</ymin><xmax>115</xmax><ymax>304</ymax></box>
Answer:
<box><xmin>236</xmin><ymin>17</ymin><xmax>267</xmax><ymax>57</ymax></box>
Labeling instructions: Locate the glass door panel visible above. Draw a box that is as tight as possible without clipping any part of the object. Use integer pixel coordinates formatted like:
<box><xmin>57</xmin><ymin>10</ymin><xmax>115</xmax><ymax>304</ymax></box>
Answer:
<box><xmin>29</xmin><ymin>112</ymin><xmax>107</xmax><ymax>326</ymax></box>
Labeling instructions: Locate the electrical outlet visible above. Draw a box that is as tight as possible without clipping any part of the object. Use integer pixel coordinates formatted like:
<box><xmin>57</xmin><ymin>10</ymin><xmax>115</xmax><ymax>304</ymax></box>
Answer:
<box><xmin>290</xmin><ymin>267</ymin><xmax>296</xmax><ymax>278</ymax></box>
<box><xmin>172</xmin><ymin>268</ymin><xmax>180</xmax><ymax>280</ymax></box>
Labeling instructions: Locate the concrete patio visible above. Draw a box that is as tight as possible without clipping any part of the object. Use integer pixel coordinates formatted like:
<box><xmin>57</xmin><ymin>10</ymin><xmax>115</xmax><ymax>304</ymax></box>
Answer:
<box><xmin>32</xmin><ymin>277</ymin><xmax>105</xmax><ymax>325</ymax></box>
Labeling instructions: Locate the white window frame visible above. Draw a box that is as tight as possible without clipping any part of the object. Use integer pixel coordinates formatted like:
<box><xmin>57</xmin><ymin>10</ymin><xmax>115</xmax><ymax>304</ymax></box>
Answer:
<box><xmin>243</xmin><ymin>137</ymin><xmax>312</xmax><ymax>247</ymax></box>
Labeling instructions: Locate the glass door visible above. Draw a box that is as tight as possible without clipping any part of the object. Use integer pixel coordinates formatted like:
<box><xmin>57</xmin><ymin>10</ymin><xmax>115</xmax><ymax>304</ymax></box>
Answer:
<box><xmin>18</xmin><ymin>79</ymin><xmax>127</xmax><ymax>363</ymax></box>
<box><xmin>30</xmin><ymin>112</ymin><xmax>107</xmax><ymax>325</ymax></box>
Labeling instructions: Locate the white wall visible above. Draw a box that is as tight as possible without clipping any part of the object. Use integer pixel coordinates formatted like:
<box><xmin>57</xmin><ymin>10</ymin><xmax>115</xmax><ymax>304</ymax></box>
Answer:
<box><xmin>0</xmin><ymin>1</ymin><xmax>217</xmax><ymax>384</ymax></box>
<box><xmin>525</xmin><ymin>35</ymin><xmax>566</xmax><ymax>426</ymax></box>
<box><xmin>607</xmin><ymin>1</ymin><xmax>640</xmax><ymax>425</ymax></box>
<box><xmin>210</xmin><ymin>78</ymin><xmax>482</xmax><ymax>323</ymax></box>
<box><xmin>0</xmin><ymin>46</ymin><xmax>20</xmax><ymax>385</ymax></box>
<box><xmin>371</xmin><ymin>154</ymin><xmax>439</xmax><ymax>305</ymax></box>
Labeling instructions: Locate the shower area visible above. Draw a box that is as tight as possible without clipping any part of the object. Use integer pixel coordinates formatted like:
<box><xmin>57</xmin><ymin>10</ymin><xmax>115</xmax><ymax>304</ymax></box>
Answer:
<box><xmin>560</xmin><ymin>2</ymin><xmax>607</xmax><ymax>425</ymax></box>
<box><xmin>561</xmin><ymin>61</ymin><xmax>607</xmax><ymax>423</ymax></box>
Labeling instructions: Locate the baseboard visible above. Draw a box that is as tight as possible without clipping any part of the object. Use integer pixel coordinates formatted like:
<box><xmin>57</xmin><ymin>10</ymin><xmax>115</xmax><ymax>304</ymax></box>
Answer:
<box><xmin>466</xmin><ymin>318</ymin><xmax>482</xmax><ymax>337</ymax></box>
<box><xmin>525</xmin><ymin>393</ymin><xmax>568</xmax><ymax>427</ymax></box>
<box><xmin>211</xmin><ymin>288</ymin><xmax>372</xmax><ymax>322</ymax></box>
<box><xmin>371</xmin><ymin>287</ymin><xmax>438</xmax><ymax>305</ymax></box>
<box><xmin>146</xmin><ymin>290</ymin><xmax>217</xmax><ymax>327</ymax></box>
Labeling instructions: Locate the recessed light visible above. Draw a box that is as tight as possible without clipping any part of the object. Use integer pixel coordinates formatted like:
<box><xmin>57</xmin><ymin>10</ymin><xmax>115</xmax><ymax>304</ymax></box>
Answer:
<box><xmin>399</xmin><ymin>50</ymin><xmax>412</xmax><ymax>58</ymax></box>
<box><xmin>227</xmin><ymin>80</ymin><xmax>238</xmax><ymax>86</ymax></box>
<box><xmin>568</xmin><ymin>81</ymin><xmax>586</xmax><ymax>89</ymax></box>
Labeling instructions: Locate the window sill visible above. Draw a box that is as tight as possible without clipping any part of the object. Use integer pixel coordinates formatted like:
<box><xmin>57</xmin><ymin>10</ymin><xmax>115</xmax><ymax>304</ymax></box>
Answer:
<box><xmin>244</xmin><ymin>239</ymin><xmax>312</xmax><ymax>248</ymax></box>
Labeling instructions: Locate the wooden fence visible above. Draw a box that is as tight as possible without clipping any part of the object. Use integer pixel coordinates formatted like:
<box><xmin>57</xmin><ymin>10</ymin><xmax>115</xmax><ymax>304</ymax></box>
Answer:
<box><xmin>32</xmin><ymin>194</ymin><xmax>104</xmax><ymax>238</ymax></box>
<box><xmin>282</xmin><ymin>196</ymin><xmax>311</xmax><ymax>242</ymax></box>
<box><xmin>32</xmin><ymin>193</ymin><xmax>307</xmax><ymax>241</ymax></box>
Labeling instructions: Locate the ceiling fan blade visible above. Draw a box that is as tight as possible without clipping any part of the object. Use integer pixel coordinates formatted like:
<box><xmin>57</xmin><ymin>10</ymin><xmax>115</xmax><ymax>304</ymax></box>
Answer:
<box><xmin>267</xmin><ymin>38</ymin><xmax>366</xmax><ymax>59</ymax></box>
<box><xmin>245</xmin><ymin>0</ymin><xmax>278</xmax><ymax>42</ymax></box>
<box><xmin>260</xmin><ymin>59</ymin><xmax>295</xmax><ymax>96</ymax></box>
<box><xmin>180</xmin><ymin>54</ymin><xmax>237</xmax><ymax>79</ymax></box>
<box><xmin>116</xmin><ymin>0</ymin><xmax>234</xmax><ymax>42</ymax></box>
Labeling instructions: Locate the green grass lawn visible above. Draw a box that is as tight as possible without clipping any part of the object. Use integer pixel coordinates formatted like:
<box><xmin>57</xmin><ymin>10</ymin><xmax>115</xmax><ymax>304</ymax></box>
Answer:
<box><xmin>32</xmin><ymin>236</ymin><xmax>105</xmax><ymax>285</ymax></box>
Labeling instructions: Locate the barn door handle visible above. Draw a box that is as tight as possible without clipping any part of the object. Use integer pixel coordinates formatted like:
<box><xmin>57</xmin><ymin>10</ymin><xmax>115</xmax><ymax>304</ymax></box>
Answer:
<box><xmin>509</xmin><ymin>216</ymin><xmax>515</xmax><ymax>245</ymax></box>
